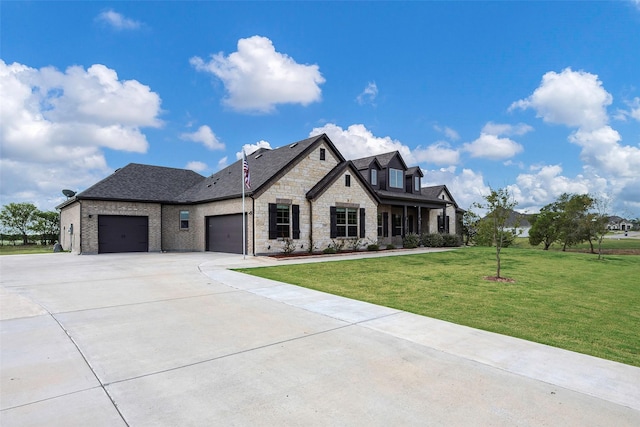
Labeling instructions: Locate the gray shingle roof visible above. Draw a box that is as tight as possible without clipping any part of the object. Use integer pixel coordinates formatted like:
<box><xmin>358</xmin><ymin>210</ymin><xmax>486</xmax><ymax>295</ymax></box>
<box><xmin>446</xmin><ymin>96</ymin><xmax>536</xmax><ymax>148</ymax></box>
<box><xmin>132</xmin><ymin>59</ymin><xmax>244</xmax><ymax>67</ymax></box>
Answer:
<box><xmin>175</xmin><ymin>134</ymin><xmax>343</xmax><ymax>203</ymax></box>
<box><xmin>75</xmin><ymin>163</ymin><xmax>205</xmax><ymax>203</ymax></box>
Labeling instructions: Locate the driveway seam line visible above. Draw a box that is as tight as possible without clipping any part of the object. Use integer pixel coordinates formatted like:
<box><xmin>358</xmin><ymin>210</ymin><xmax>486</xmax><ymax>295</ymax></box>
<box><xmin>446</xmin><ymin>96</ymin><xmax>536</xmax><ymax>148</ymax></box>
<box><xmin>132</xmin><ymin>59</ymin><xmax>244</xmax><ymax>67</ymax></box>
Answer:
<box><xmin>48</xmin><ymin>311</ymin><xmax>130</xmax><ymax>427</ymax></box>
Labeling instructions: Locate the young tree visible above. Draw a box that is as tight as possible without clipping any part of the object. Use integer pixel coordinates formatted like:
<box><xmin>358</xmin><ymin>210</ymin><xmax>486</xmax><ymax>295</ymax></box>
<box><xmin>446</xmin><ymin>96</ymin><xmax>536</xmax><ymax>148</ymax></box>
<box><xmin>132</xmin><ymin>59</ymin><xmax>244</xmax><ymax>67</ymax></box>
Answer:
<box><xmin>0</xmin><ymin>203</ymin><xmax>39</xmax><ymax>245</ymax></box>
<box><xmin>589</xmin><ymin>195</ymin><xmax>610</xmax><ymax>260</ymax></box>
<box><xmin>473</xmin><ymin>187</ymin><xmax>518</xmax><ymax>279</ymax></box>
<box><xmin>462</xmin><ymin>209</ymin><xmax>480</xmax><ymax>245</ymax></box>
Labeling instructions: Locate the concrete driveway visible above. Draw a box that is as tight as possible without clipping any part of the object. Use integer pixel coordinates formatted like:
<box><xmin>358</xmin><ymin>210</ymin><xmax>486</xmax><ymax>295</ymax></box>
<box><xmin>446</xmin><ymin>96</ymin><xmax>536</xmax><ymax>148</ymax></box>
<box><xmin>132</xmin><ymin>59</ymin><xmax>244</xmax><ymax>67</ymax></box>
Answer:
<box><xmin>1</xmin><ymin>251</ymin><xmax>639</xmax><ymax>426</ymax></box>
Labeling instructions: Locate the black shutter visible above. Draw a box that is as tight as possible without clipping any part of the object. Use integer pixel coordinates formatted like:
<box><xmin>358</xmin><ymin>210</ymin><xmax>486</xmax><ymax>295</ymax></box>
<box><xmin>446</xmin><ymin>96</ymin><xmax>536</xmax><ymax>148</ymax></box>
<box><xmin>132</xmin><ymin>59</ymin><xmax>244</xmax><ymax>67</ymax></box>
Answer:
<box><xmin>330</xmin><ymin>206</ymin><xmax>337</xmax><ymax>238</ymax></box>
<box><xmin>383</xmin><ymin>212</ymin><xmax>389</xmax><ymax>237</ymax></box>
<box><xmin>445</xmin><ymin>215</ymin><xmax>450</xmax><ymax>233</ymax></box>
<box><xmin>268</xmin><ymin>203</ymin><xmax>277</xmax><ymax>239</ymax></box>
<box><xmin>292</xmin><ymin>205</ymin><xmax>300</xmax><ymax>239</ymax></box>
<box><xmin>359</xmin><ymin>208</ymin><xmax>366</xmax><ymax>238</ymax></box>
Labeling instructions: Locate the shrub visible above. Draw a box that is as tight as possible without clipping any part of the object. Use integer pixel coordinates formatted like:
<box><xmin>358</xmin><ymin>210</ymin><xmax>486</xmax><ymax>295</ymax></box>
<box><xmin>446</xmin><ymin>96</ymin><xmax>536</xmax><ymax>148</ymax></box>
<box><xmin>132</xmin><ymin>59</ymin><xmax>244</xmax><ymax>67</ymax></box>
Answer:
<box><xmin>386</xmin><ymin>244</ymin><xmax>396</xmax><ymax>250</ymax></box>
<box><xmin>403</xmin><ymin>232</ymin><xmax>420</xmax><ymax>249</ymax></box>
<box><xmin>347</xmin><ymin>238</ymin><xmax>364</xmax><ymax>251</ymax></box>
<box><xmin>323</xmin><ymin>247</ymin><xmax>337</xmax><ymax>254</ymax></box>
<box><xmin>421</xmin><ymin>233</ymin><xmax>444</xmax><ymax>247</ymax></box>
<box><xmin>329</xmin><ymin>239</ymin><xmax>347</xmax><ymax>252</ymax></box>
<box><xmin>367</xmin><ymin>244</ymin><xmax>379</xmax><ymax>251</ymax></box>
<box><xmin>281</xmin><ymin>238</ymin><xmax>297</xmax><ymax>255</ymax></box>
<box><xmin>442</xmin><ymin>233</ymin><xmax>462</xmax><ymax>247</ymax></box>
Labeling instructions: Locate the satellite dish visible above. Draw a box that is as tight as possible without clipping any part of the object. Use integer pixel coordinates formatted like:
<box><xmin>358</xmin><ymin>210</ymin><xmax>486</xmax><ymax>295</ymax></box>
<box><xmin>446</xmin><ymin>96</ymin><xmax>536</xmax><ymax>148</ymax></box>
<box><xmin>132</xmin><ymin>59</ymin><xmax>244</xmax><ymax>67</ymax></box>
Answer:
<box><xmin>62</xmin><ymin>189</ymin><xmax>76</xmax><ymax>198</ymax></box>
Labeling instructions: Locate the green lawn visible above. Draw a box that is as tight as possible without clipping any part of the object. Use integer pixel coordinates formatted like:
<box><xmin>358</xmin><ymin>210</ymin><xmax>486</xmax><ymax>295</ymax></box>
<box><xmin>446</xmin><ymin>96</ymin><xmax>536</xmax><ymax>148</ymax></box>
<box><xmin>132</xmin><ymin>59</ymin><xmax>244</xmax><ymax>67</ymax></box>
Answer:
<box><xmin>236</xmin><ymin>246</ymin><xmax>640</xmax><ymax>367</ymax></box>
<box><xmin>0</xmin><ymin>245</ymin><xmax>57</xmax><ymax>255</ymax></box>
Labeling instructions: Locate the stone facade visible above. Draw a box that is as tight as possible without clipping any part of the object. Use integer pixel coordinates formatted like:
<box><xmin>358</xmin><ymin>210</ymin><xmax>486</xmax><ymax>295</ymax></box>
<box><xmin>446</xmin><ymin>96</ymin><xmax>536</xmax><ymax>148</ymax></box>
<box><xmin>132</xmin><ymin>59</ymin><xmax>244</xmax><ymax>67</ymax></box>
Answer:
<box><xmin>254</xmin><ymin>142</ymin><xmax>346</xmax><ymax>254</ymax></box>
<box><xmin>310</xmin><ymin>170</ymin><xmax>378</xmax><ymax>251</ymax></box>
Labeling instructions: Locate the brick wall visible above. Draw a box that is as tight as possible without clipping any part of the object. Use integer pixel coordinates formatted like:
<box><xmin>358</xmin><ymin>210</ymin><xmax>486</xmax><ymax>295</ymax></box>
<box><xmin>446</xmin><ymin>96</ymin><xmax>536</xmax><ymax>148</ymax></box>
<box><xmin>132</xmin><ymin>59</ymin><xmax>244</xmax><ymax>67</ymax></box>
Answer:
<box><xmin>59</xmin><ymin>202</ymin><xmax>81</xmax><ymax>253</ymax></box>
<box><xmin>162</xmin><ymin>199</ymin><xmax>246</xmax><ymax>252</ymax></box>
<box><xmin>79</xmin><ymin>200</ymin><xmax>162</xmax><ymax>254</ymax></box>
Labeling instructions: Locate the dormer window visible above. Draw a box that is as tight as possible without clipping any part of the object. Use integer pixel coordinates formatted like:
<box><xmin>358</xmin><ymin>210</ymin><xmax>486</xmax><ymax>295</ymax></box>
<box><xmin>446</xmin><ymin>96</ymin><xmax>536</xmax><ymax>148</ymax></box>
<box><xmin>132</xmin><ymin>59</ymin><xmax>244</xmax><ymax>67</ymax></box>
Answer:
<box><xmin>414</xmin><ymin>176</ymin><xmax>420</xmax><ymax>192</ymax></box>
<box><xmin>389</xmin><ymin>168</ymin><xmax>403</xmax><ymax>189</ymax></box>
<box><xmin>370</xmin><ymin>169</ymin><xmax>377</xmax><ymax>186</ymax></box>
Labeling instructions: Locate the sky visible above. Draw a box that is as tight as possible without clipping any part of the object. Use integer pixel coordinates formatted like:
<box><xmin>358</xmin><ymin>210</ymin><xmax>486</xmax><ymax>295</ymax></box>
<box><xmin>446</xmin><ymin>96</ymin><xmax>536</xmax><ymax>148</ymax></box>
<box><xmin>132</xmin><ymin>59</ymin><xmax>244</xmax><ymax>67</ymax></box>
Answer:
<box><xmin>1</xmin><ymin>1</ymin><xmax>640</xmax><ymax>217</ymax></box>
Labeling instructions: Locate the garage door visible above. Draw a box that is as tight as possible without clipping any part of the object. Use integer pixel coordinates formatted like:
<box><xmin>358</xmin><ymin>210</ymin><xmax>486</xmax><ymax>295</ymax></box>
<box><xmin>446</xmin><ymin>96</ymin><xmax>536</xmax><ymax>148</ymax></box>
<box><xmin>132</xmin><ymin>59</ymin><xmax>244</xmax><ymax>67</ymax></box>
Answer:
<box><xmin>206</xmin><ymin>214</ymin><xmax>245</xmax><ymax>254</ymax></box>
<box><xmin>98</xmin><ymin>215</ymin><xmax>149</xmax><ymax>253</ymax></box>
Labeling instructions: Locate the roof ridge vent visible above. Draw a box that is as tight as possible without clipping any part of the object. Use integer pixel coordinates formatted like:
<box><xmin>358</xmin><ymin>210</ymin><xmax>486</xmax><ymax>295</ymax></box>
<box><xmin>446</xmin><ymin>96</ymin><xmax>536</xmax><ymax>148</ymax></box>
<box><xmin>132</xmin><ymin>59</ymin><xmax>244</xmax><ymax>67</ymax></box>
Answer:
<box><xmin>255</xmin><ymin>153</ymin><xmax>263</xmax><ymax>159</ymax></box>
<box><xmin>289</xmin><ymin>142</ymin><xmax>298</xmax><ymax>148</ymax></box>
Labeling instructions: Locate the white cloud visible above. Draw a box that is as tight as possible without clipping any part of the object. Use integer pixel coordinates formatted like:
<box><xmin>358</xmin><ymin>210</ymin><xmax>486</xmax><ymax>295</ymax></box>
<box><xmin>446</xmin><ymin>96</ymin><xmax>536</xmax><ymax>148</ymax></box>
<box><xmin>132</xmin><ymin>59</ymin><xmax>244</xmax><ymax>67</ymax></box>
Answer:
<box><xmin>96</xmin><ymin>10</ymin><xmax>142</xmax><ymax>30</ymax></box>
<box><xmin>356</xmin><ymin>82</ymin><xmax>378</xmax><ymax>105</ymax></box>
<box><xmin>413</xmin><ymin>141</ymin><xmax>460</xmax><ymax>165</ymax></box>
<box><xmin>191</xmin><ymin>36</ymin><xmax>325</xmax><ymax>113</ymax></box>
<box><xmin>310</xmin><ymin>123</ymin><xmax>415</xmax><ymax>163</ymax></box>
<box><xmin>615</xmin><ymin>97</ymin><xmax>640</xmax><ymax>122</ymax></box>
<box><xmin>481</xmin><ymin>122</ymin><xmax>533</xmax><ymax>136</ymax></box>
<box><xmin>180</xmin><ymin>125</ymin><xmax>224</xmax><ymax>150</ymax></box>
<box><xmin>510</xmin><ymin>68</ymin><xmax>612</xmax><ymax>130</ymax></box>
<box><xmin>0</xmin><ymin>60</ymin><xmax>162</xmax><ymax>210</ymax></box>
<box><xmin>186</xmin><ymin>161</ymin><xmax>207</xmax><ymax>172</ymax></box>
<box><xmin>433</xmin><ymin>124</ymin><xmax>460</xmax><ymax>141</ymax></box>
<box><xmin>569</xmin><ymin>126</ymin><xmax>640</xmax><ymax>178</ymax></box>
<box><xmin>238</xmin><ymin>140</ymin><xmax>272</xmax><ymax>159</ymax></box>
<box><xmin>217</xmin><ymin>156</ymin><xmax>228</xmax><ymax>170</ymax></box>
<box><xmin>422</xmin><ymin>167</ymin><xmax>490</xmax><ymax>210</ymax></box>
<box><xmin>463</xmin><ymin>133</ymin><xmax>523</xmax><ymax>160</ymax></box>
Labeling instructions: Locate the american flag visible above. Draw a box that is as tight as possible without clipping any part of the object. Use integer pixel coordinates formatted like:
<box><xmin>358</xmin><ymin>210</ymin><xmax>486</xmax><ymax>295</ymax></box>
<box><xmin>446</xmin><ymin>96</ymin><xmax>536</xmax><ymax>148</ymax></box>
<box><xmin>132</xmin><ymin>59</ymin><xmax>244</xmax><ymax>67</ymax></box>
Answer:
<box><xmin>242</xmin><ymin>150</ymin><xmax>251</xmax><ymax>190</ymax></box>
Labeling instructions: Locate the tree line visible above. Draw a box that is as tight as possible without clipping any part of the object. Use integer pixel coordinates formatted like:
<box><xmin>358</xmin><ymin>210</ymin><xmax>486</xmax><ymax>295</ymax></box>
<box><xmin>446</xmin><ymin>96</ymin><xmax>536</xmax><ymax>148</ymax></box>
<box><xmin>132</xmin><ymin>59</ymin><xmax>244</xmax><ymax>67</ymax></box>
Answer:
<box><xmin>0</xmin><ymin>202</ymin><xmax>60</xmax><ymax>245</ymax></box>
<box><xmin>464</xmin><ymin>191</ymin><xmax>626</xmax><ymax>261</ymax></box>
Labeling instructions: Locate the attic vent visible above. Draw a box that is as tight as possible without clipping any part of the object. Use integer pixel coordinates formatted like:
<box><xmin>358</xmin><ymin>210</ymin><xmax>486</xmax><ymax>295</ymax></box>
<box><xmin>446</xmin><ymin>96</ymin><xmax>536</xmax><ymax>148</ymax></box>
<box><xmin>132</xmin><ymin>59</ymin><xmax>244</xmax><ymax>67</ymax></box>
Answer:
<box><xmin>255</xmin><ymin>154</ymin><xmax>263</xmax><ymax>159</ymax></box>
<box><xmin>289</xmin><ymin>143</ymin><xmax>298</xmax><ymax>148</ymax></box>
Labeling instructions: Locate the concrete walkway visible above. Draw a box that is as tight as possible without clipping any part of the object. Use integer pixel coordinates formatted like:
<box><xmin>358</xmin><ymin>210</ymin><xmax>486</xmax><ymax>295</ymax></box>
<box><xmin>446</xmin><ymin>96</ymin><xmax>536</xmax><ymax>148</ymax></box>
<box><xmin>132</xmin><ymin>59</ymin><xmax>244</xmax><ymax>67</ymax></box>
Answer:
<box><xmin>1</xmin><ymin>250</ymin><xmax>639</xmax><ymax>426</ymax></box>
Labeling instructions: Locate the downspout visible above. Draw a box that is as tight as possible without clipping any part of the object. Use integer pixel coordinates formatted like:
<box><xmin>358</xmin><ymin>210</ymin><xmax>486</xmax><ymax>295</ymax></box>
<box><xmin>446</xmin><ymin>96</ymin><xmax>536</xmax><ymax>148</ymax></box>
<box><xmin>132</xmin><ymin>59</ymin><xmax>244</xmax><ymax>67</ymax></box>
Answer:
<box><xmin>78</xmin><ymin>199</ymin><xmax>82</xmax><ymax>254</ymax></box>
<box><xmin>308</xmin><ymin>199</ymin><xmax>313</xmax><ymax>253</ymax></box>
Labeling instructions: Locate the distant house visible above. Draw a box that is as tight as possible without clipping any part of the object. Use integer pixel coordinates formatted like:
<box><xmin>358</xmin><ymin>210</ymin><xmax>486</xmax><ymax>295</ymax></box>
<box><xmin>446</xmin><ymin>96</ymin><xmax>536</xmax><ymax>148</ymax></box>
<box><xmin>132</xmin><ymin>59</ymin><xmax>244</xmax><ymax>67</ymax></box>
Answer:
<box><xmin>57</xmin><ymin>134</ymin><xmax>461</xmax><ymax>255</ymax></box>
<box><xmin>607</xmin><ymin>216</ymin><xmax>633</xmax><ymax>232</ymax></box>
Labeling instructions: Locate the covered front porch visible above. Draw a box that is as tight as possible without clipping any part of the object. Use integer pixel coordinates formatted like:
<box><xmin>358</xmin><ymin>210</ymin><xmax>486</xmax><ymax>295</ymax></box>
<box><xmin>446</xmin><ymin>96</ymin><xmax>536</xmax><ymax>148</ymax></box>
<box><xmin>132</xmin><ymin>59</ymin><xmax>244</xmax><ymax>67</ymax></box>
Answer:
<box><xmin>376</xmin><ymin>201</ymin><xmax>452</xmax><ymax>247</ymax></box>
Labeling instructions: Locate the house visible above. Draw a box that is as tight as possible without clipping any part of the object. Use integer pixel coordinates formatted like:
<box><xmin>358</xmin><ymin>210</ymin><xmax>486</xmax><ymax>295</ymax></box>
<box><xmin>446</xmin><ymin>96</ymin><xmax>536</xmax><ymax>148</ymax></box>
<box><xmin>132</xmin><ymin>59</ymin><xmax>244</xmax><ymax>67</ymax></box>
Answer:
<box><xmin>57</xmin><ymin>134</ymin><xmax>461</xmax><ymax>255</ymax></box>
<box><xmin>607</xmin><ymin>216</ymin><xmax>633</xmax><ymax>232</ymax></box>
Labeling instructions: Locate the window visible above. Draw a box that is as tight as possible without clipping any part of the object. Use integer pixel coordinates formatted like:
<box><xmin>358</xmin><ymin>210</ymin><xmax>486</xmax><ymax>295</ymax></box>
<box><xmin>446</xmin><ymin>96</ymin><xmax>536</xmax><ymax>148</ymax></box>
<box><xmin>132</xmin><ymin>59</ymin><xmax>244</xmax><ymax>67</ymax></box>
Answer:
<box><xmin>389</xmin><ymin>168</ymin><xmax>403</xmax><ymax>188</ymax></box>
<box><xmin>269</xmin><ymin>203</ymin><xmax>300</xmax><ymax>239</ymax></box>
<box><xmin>345</xmin><ymin>174</ymin><xmax>351</xmax><ymax>187</ymax></box>
<box><xmin>370</xmin><ymin>169</ymin><xmax>377</xmax><ymax>186</ymax></box>
<box><xmin>377</xmin><ymin>213</ymin><xmax>383</xmax><ymax>236</ymax></box>
<box><xmin>180</xmin><ymin>211</ymin><xmax>189</xmax><ymax>229</ymax></box>
<box><xmin>414</xmin><ymin>176</ymin><xmax>420</xmax><ymax>192</ymax></box>
<box><xmin>336</xmin><ymin>207</ymin><xmax>358</xmax><ymax>237</ymax></box>
<box><xmin>276</xmin><ymin>204</ymin><xmax>290</xmax><ymax>238</ymax></box>
<box><xmin>320</xmin><ymin>148</ymin><xmax>326</xmax><ymax>160</ymax></box>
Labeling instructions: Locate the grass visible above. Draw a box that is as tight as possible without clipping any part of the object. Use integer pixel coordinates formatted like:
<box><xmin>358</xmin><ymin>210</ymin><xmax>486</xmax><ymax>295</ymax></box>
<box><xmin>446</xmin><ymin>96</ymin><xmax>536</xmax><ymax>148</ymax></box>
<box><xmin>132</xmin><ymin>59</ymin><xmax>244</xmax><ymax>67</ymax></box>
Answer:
<box><xmin>236</xmin><ymin>245</ymin><xmax>640</xmax><ymax>367</ymax></box>
<box><xmin>0</xmin><ymin>244</ymin><xmax>57</xmax><ymax>255</ymax></box>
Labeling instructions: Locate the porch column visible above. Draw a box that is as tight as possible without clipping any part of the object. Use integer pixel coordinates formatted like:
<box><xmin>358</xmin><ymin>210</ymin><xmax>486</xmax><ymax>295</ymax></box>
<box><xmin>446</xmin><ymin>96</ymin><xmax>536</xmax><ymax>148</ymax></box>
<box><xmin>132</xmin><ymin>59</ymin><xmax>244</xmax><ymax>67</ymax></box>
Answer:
<box><xmin>417</xmin><ymin>207</ymin><xmax>422</xmax><ymax>234</ymax></box>
<box><xmin>403</xmin><ymin>205</ymin><xmax>408</xmax><ymax>237</ymax></box>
